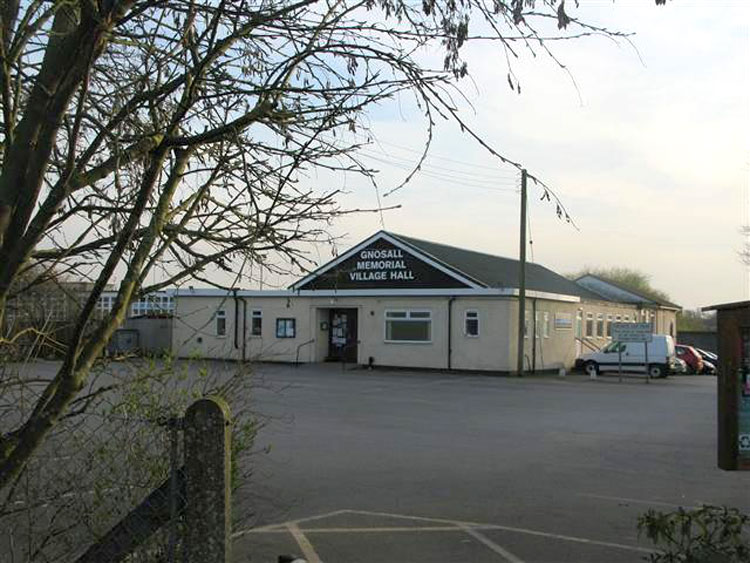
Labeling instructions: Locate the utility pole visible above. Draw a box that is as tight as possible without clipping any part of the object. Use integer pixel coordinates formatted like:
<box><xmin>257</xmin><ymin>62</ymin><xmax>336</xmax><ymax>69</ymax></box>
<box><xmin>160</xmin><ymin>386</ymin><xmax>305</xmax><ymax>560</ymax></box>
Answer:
<box><xmin>516</xmin><ymin>169</ymin><xmax>528</xmax><ymax>377</ymax></box>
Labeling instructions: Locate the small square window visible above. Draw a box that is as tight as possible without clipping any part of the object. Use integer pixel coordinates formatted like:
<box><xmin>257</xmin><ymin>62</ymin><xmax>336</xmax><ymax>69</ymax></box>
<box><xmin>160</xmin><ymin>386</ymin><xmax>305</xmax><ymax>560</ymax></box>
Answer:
<box><xmin>276</xmin><ymin>318</ymin><xmax>296</xmax><ymax>338</ymax></box>
<box><xmin>465</xmin><ymin>311</ymin><xmax>479</xmax><ymax>337</ymax></box>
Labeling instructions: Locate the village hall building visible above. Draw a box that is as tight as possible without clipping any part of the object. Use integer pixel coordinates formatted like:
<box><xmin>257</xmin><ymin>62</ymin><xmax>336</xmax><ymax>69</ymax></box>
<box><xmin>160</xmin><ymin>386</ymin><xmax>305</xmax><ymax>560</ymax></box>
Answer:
<box><xmin>171</xmin><ymin>231</ymin><xmax>679</xmax><ymax>372</ymax></box>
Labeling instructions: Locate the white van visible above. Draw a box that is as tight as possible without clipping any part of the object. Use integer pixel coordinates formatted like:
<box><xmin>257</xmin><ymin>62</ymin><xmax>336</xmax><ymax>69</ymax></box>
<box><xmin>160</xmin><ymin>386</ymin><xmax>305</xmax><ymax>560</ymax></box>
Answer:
<box><xmin>575</xmin><ymin>335</ymin><xmax>677</xmax><ymax>378</ymax></box>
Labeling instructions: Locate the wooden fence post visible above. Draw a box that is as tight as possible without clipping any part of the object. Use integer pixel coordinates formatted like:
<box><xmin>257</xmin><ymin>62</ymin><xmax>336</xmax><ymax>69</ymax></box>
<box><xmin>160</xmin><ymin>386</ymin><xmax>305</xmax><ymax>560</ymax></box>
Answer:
<box><xmin>184</xmin><ymin>396</ymin><xmax>232</xmax><ymax>562</ymax></box>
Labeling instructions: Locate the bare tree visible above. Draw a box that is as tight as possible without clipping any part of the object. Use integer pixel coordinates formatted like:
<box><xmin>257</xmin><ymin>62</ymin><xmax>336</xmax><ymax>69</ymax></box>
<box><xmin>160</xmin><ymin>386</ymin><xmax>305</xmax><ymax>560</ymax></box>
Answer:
<box><xmin>0</xmin><ymin>0</ymin><xmax>667</xmax><ymax>492</ymax></box>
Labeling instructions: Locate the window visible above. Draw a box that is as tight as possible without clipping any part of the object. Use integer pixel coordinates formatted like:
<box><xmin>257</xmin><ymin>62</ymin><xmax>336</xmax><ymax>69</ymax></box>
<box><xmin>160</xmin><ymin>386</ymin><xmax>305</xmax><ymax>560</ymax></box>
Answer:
<box><xmin>542</xmin><ymin>312</ymin><xmax>550</xmax><ymax>338</ymax></box>
<box><xmin>385</xmin><ymin>310</ymin><xmax>431</xmax><ymax>342</ymax></box>
<box><xmin>216</xmin><ymin>310</ymin><xmax>226</xmax><ymax>336</ymax></box>
<box><xmin>624</xmin><ymin>314</ymin><xmax>630</xmax><ymax>323</ymax></box>
<box><xmin>585</xmin><ymin>313</ymin><xmax>594</xmax><ymax>338</ymax></box>
<box><xmin>596</xmin><ymin>314</ymin><xmax>604</xmax><ymax>338</ymax></box>
<box><xmin>602</xmin><ymin>341</ymin><xmax>625</xmax><ymax>354</ymax></box>
<box><xmin>251</xmin><ymin>310</ymin><xmax>262</xmax><ymax>336</ymax></box>
<box><xmin>276</xmin><ymin>318</ymin><xmax>296</xmax><ymax>338</ymax></box>
<box><xmin>524</xmin><ymin>311</ymin><xmax>530</xmax><ymax>339</ymax></box>
<box><xmin>606</xmin><ymin>314</ymin><xmax>613</xmax><ymax>338</ymax></box>
<box><xmin>555</xmin><ymin>312</ymin><xmax>573</xmax><ymax>331</ymax></box>
<box><xmin>464</xmin><ymin>310</ymin><xmax>479</xmax><ymax>337</ymax></box>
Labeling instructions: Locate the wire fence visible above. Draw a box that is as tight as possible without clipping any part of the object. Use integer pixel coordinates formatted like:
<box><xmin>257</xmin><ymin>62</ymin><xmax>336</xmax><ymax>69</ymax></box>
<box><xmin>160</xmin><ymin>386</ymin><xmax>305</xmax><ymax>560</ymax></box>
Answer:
<box><xmin>0</xmin><ymin>358</ymin><xmax>244</xmax><ymax>563</ymax></box>
<box><xmin>1</xmin><ymin>409</ymin><xmax>185</xmax><ymax>562</ymax></box>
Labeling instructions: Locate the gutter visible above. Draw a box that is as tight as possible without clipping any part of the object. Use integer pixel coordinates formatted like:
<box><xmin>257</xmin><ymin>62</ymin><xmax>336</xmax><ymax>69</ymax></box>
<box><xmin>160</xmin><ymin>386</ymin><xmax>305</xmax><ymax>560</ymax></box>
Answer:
<box><xmin>233</xmin><ymin>288</ymin><xmax>239</xmax><ymax>350</ymax></box>
<box><xmin>531</xmin><ymin>297</ymin><xmax>537</xmax><ymax>373</ymax></box>
<box><xmin>447</xmin><ymin>296</ymin><xmax>456</xmax><ymax>370</ymax></box>
<box><xmin>239</xmin><ymin>296</ymin><xmax>247</xmax><ymax>361</ymax></box>
<box><xmin>232</xmin><ymin>288</ymin><xmax>248</xmax><ymax>361</ymax></box>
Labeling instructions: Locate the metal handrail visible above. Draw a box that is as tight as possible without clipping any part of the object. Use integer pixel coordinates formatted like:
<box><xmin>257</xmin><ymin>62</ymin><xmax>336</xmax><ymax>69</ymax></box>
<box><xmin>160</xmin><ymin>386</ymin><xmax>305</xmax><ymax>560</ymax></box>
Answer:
<box><xmin>575</xmin><ymin>336</ymin><xmax>599</xmax><ymax>353</ymax></box>
<box><xmin>294</xmin><ymin>338</ymin><xmax>315</xmax><ymax>366</ymax></box>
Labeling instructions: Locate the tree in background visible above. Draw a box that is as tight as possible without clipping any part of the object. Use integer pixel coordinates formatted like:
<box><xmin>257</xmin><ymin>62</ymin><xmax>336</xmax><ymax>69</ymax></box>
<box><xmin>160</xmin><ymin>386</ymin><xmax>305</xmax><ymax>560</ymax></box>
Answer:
<box><xmin>676</xmin><ymin>309</ymin><xmax>716</xmax><ymax>332</ymax></box>
<box><xmin>0</xmin><ymin>0</ymin><xmax>671</xmax><ymax>496</ymax></box>
<box><xmin>567</xmin><ymin>267</ymin><xmax>673</xmax><ymax>304</ymax></box>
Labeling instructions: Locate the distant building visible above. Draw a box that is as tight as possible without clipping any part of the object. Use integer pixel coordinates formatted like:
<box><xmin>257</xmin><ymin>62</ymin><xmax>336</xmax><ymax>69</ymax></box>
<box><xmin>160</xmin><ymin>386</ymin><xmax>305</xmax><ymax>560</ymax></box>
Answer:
<box><xmin>97</xmin><ymin>289</ymin><xmax>176</xmax><ymax>318</ymax></box>
<box><xmin>575</xmin><ymin>274</ymin><xmax>680</xmax><ymax>338</ymax></box>
<box><xmin>5</xmin><ymin>280</ymin><xmax>105</xmax><ymax>326</ymax></box>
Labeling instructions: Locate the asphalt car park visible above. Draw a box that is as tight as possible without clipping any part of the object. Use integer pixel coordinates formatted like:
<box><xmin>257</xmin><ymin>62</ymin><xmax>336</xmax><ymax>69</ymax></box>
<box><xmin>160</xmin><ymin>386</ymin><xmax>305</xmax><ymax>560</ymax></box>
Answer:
<box><xmin>234</xmin><ymin>364</ymin><xmax>749</xmax><ymax>563</ymax></box>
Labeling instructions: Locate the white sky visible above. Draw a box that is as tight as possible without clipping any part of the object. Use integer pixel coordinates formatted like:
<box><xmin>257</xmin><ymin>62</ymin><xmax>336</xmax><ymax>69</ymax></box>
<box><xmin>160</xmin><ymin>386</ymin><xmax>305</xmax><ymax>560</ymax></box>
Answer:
<box><xmin>281</xmin><ymin>0</ymin><xmax>750</xmax><ymax>311</ymax></box>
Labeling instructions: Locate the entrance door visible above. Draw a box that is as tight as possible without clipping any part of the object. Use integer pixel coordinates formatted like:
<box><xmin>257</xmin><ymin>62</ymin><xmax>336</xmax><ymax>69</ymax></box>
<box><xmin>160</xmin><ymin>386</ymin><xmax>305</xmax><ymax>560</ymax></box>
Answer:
<box><xmin>328</xmin><ymin>309</ymin><xmax>358</xmax><ymax>362</ymax></box>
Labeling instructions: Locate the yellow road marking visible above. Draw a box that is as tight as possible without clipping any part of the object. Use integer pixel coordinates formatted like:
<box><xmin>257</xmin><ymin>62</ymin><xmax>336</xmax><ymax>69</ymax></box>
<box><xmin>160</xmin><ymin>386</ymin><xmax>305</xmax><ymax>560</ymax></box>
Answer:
<box><xmin>235</xmin><ymin>508</ymin><xmax>653</xmax><ymax>554</ymax></box>
<box><xmin>342</xmin><ymin>508</ymin><xmax>487</xmax><ymax>527</ymax></box>
<box><xmin>287</xmin><ymin>522</ymin><xmax>322</xmax><ymax>563</ymax></box>
<box><xmin>243</xmin><ymin>526</ymin><xmax>464</xmax><ymax>533</ymax></box>
<box><xmin>461</xmin><ymin>525</ymin><xmax>526</xmax><ymax>563</ymax></box>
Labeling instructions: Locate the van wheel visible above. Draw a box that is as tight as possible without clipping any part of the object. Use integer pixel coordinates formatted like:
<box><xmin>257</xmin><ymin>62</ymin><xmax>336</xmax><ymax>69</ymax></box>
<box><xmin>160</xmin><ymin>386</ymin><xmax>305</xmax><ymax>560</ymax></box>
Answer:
<box><xmin>584</xmin><ymin>361</ymin><xmax>599</xmax><ymax>376</ymax></box>
<box><xmin>648</xmin><ymin>364</ymin><xmax>666</xmax><ymax>379</ymax></box>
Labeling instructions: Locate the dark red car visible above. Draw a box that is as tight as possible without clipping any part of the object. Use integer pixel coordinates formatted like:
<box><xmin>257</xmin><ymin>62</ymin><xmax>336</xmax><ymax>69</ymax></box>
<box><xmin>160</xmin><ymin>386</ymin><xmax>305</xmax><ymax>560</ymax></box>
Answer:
<box><xmin>675</xmin><ymin>344</ymin><xmax>704</xmax><ymax>374</ymax></box>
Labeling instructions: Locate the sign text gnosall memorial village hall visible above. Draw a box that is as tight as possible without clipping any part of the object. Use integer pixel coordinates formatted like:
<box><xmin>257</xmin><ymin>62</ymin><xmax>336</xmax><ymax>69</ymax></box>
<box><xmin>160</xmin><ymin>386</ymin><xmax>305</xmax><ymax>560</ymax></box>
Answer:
<box><xmin>349</xmin><ymin>249</ymin><xmax>415</xmax><ymax>282</ymax></box>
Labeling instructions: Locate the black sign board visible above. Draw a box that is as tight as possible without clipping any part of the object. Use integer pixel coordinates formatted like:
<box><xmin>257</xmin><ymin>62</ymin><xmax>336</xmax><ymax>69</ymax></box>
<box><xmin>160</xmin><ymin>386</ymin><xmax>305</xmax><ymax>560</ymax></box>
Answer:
<box><xmin>298</xmin><ymin>238</ymin><xmax>472</xmax><ymax>290</ymax></box>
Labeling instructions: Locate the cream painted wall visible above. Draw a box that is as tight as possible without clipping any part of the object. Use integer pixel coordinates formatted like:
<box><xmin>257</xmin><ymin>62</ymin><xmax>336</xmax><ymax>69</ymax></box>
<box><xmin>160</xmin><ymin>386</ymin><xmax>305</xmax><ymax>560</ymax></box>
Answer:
<box><xmin>172</xmin><ymin>293</ymin><xmax>678</xmax><ymax>372</ymax></box>
<box><xmin>450</xmin><ymin>298</ymin><xmax>514</xmax><ymax>371</ymax></box>
<box><xmin>172</xmin><ymin>295</ymin><xmax>238</xmax><ymax>360</ymax></box>
<box><xmin>312</xmin><ymin>296</ymin><xmax>449</xmax><ymax>369</ymax></box>
<box><xmin>173</xmin><ymin>295</ymin><xmax>316</xmax><ymax>362</ymax></box>
<box><xmin>507</xmin><ymin>299</ymin><xmax>579</xmax><ymax>373</ymax></box>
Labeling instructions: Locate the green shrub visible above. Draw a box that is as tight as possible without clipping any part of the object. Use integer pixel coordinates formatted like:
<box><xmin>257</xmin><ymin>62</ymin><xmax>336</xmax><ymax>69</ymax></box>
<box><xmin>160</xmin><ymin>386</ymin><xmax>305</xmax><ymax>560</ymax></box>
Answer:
<box><xmin>637</xmin><ymin>505</ymin><xmax>749</xmax><ymax>562</ymax></box>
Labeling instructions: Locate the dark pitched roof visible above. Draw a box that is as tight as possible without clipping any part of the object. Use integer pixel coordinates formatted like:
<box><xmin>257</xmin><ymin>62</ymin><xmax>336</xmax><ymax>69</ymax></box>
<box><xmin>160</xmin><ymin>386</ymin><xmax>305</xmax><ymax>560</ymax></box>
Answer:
<box><xmin>575</xmin><ymin>273</ymin><xmax>681</xmax><ymax>309</ymax></box>
<box><xmin>703</xmin><ymin>300</ymin><xmax>750</xmax><ymax>311</ymax></box>
<box><xmin>387</xmin><ymin>232</ymin><xmax>603</xmax><ymax>300</ymax></box>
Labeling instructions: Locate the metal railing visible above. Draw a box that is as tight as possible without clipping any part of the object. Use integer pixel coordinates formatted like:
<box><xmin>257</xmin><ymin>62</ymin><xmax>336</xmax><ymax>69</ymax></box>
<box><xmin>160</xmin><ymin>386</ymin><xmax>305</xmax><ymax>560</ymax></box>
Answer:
<box><xmin>295</xmin><ymin>338</ymin><xmax>316</xmax><ymax>366</ymax></box>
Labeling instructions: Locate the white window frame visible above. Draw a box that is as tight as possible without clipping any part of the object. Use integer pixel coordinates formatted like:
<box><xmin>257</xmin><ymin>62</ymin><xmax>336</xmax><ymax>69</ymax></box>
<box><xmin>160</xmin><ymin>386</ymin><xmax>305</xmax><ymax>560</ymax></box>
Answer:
<box><xmin>596</xmin><ymin>313</ymin><xmax>604</xmax><ymax>339</ymax></box>
<box><xmin>464</xmin><ymin>310</ymin><xmax>479</xmax><ymax>337</ymax></box>
<box><xmin>524</xmin><ymin>311</ymin><xmax>530</xmax><ymax>339</ymax></box>
<box><xmin>276</xmin><ymin>317</ymin><xmax>296</xmax><ymax>338</ymax></box>
<box><xmin>606</xmin><ymin>314</ymin><xmax>613</xmax><ymax>339</ymax></box>
<box><xmin>216</xmin><ymin>309</ymin><xmax>227</xmax><ymax>337</ymax></box>
<box><xmin>251</xmin><ymin>309</ymin><xmax>263</xmax><ymax>336</ymax></box>
<box><xmin>585</xmin><ymin>313</ymin><xmax>594</xmax><ymax>339</ymax></box>
<box><xmin>384</xmin><ymin>309</ymin><xmax>432</xmax><ymax>344</ymax></box>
